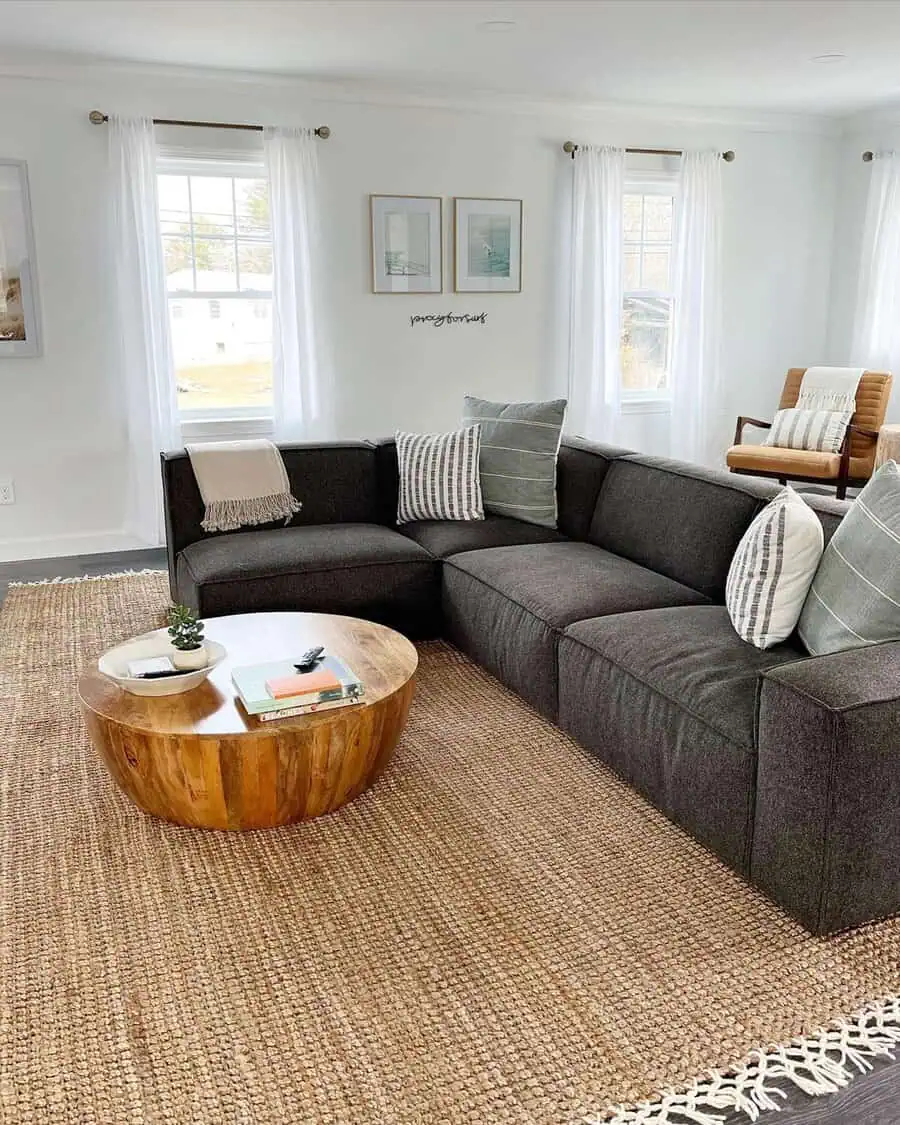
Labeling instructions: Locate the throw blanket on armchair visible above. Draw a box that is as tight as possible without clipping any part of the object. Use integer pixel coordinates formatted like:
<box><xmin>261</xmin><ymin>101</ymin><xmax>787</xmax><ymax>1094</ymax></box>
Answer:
<box><xmin>186</xmin><ymin>439</ymin><xmax>302</xmax><ymax>533</ymax></box>
<box><xmin>797</xmin><ymin>366</ymin><xmax>864</xmax><ymax>413</ymax></box>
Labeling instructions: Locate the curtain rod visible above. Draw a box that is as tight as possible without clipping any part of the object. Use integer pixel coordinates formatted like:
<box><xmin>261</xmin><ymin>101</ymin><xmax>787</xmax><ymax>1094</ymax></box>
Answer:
<box><xmin>88</xmin><ymin>111</ymin><xmax>331</xmax><ymax>139</ymax></box>
<box><xmin>863</xmin><ymin>151</ymin><xmax>876</xmax><ymax>162</ymax></box>
<box><xmin>562</xmin><ymin>141</ymin><xmax>735</xmax><ymax>161</ymax></box>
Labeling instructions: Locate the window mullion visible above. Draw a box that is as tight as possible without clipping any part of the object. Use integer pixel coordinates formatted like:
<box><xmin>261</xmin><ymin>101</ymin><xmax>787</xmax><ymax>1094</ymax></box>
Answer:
<box><xmin>231</xmin><ymin>177</ymin><xmax>241</xmax><ymax>294</ymax></box>
<box><xmin>186</xmin><ymin>176</ymin><xmax>197</xmax><ymax>292</ymax></box>
<box><xmin>638</xmin><ymin>194</ymin><xmax>646</xmax><ymax>289</ymax></box>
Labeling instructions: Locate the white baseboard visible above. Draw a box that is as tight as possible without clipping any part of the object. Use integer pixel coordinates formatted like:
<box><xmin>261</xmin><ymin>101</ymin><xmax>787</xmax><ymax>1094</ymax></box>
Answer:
<box><xmin>0</xmin><ymin>529</ymin><xmax>156</xmax><ymax>564</ymax></box>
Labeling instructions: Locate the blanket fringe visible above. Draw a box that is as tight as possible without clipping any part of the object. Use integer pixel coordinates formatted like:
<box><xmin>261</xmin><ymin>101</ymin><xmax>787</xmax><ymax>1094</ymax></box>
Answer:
<box><xmin>201</xmin><ymin>492</ymin><xmax>302</xmax><ymax>533</ymax></box>
<box><xmin>590</xmin><ymin>997</ymin><xmax>900</xmax><ymax>1124</ymax></box>
<box><xmin>796</xmin><ymin>389</ymin><xmax>857</xmax><ymax>413</ymax></box>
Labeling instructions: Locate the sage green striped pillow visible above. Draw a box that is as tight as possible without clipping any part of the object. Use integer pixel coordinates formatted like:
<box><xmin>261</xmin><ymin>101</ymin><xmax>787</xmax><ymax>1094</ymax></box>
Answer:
<box><xmin>462</xmin><ymin>396</ymin><xmax>566</xmax><ymax>528</ymax></box>
<box><xmin>798</xmin><ymin>461</ymin><xmax>900</xmax><ymax>655</ymax></box>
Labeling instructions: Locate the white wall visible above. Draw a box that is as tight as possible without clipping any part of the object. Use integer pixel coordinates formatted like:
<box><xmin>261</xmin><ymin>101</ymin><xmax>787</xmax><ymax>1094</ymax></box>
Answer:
<box><xmin>0</xmin><ymin>64</ymin><xmax>840</xmax><ymax>560</ymax></box>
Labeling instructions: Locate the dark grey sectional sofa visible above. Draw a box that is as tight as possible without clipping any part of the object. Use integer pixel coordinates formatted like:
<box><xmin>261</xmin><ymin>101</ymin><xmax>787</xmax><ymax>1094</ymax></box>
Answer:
<box><xmin>162</xmin><ymin>438</ymin><xmax>900</xmax><ymax>936</ymax></box>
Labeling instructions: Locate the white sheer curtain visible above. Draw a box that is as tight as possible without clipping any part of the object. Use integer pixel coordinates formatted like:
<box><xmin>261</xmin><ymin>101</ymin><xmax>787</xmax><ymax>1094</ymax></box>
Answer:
<box><xmin>851</xmin><ymin>152</ymin><xmax>900</xmax><ymax>373</ymax></box>
<box><xmin>108</xmin><ymin>115</ymin><xmax>180</xmax><ymax>546</ymax></box>
<box><xmin>669</xmin><ymin>150</ymin><xmax>725</xmax><ymax>466</ymax></box>
<box><xmin>264</xmin><ymin>126</ymin><xmax>332</xmax><ymax>442</ymax></box>
<box><xmin>567</xmin><ymin>145</ymin><xmax>626</xmax><ymax>443</ymax></box>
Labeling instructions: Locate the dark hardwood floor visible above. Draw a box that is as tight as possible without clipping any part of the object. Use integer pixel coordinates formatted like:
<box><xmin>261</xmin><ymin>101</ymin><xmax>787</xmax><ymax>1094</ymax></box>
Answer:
<box><xmin>1</xmin><ymin>548</ymin><xmax>898</xmax><ymax>1124</ymax></box>
<box><xmin>0</xmin><ymin>548</ymin><xmax>167</xmax><ymax>605</ymax></box>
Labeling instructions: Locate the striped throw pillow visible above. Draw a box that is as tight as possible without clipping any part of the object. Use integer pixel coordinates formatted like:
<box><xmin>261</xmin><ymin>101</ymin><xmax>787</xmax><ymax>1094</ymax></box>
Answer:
<box><xmin>395</xmin><ymin>426</ymin><xmax>484</xmax><ymax>524</ymax></box>
<box><xmin>462</xmin><ymin>396</ymin><xmax>566</xmax><ymax>528</ymax></box>
<box><xmin>764</xmin><ymin>407</ymin><xmax>852</xmax><ymax>454</ymax></box>
<box><xmin>726</xmin><ymin>488</ymin><xmax>824</xmax><ymax>649</ymax></box>
<box><xmin>798</xmin><ymin>461</ymin><xmax>900</xmax><ymax>655</ymax></box>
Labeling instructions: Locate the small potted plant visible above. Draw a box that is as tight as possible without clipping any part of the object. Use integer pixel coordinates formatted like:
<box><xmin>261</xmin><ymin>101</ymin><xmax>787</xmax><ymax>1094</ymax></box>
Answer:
<box><xmin>167</xmin><ymin>604</ymin><xmax>207</xmax><ymax>670</ymax></box>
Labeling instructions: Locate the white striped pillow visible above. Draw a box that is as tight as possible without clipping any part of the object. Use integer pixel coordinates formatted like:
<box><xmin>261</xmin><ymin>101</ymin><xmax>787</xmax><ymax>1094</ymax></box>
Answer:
<box><xmin>726</xmin><ymin>488</ymin><xmax>824</xmax><ymax>650</ymax></box>
<box><xmin>396</xmin><ymin>426</ymin><xmax>484</xmax><ymax>524</ymax></box>
<box><xmin>764</xmin><ymin>407</ymin><xmax>852</xmax><ymax>454</ymax></box>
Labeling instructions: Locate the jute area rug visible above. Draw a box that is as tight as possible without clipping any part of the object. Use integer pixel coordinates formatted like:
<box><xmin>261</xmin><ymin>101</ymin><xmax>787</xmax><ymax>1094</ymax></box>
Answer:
<box><xmin>2</xmin><ymin>572</ymin><xmax>899</xmax><ymax>1125</ymax></box>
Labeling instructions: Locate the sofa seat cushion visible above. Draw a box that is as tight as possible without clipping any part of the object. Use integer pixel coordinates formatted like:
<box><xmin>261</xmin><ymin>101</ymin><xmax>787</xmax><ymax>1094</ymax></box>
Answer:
<box><xmin>442</xmin><ymin>542</ymin><xmax>709</xmax><ymax>719</ymax></box>
<box><xmin>399</xmin><ymin>515</ymin><xmax>563</xmax><ymax>558</ymax></box>
<box><xmin>176</xmin><ymin>523</ymin><xmax>440</xmax><ymax>637</ymax></box>
<box><xmin>558</xmin><ymin>605</ymin><xmax>805</xmax><ymax>871</ymax></box>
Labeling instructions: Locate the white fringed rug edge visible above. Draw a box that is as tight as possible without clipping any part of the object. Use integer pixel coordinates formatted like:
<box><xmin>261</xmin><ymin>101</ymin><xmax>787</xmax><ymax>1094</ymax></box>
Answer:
<box><xmin>7</xmin><ymin>568</ymin><xmax>167</xmax><ymax>588</ymax></box>
<box><xmin>594</xmin><ymin>997</ymin><xmax>900</xmax><ymax>1123</ymax></box>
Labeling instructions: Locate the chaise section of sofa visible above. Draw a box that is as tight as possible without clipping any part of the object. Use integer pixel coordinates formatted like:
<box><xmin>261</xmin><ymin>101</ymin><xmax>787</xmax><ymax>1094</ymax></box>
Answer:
<box><xmin>753</xmin><ymin>641</ymin><xmax>900</xmax><ymax>934</ymax></box>
<box><xmin>558</xmin><ymin>605</ymin><xmax>806</xmax><ymax>872</ymax></box>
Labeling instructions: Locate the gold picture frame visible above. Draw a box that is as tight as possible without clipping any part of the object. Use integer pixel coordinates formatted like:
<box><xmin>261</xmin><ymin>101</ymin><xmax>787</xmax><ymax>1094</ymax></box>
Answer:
<box><xmin>370</xmin><ymin>195</ymin><xmax>443</xmax><ymax>294</ymax></box>
<box><xmin>453</xmin><ymin>197</ymin><xmax>522</xmax><ymax>293</ymax></box>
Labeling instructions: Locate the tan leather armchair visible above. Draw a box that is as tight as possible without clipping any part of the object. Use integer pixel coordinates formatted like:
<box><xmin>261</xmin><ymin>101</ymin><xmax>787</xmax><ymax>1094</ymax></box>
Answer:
<box><xmin>726</xmin><ymin>367</ymin><xmax>892</xmax><ymax>499</ymax></box>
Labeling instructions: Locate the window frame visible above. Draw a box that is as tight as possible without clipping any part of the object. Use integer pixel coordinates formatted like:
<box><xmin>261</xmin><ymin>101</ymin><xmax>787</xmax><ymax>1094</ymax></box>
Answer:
<box><xmin>621</xmin><ymin>173</ymin><xmax>678</xmax><ymax>412</ymax></box>
<box><xmin>156</xmin><ymin>154</ymin><xmax>274</xmax><ymax>432</ymax></box>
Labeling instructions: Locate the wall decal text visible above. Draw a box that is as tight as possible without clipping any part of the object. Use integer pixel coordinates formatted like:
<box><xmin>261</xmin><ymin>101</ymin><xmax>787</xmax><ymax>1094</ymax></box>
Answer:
<box><xmin>410</xmin><ymin>312</ymin><xmax>488</xmax><ymax>328</ymax></box>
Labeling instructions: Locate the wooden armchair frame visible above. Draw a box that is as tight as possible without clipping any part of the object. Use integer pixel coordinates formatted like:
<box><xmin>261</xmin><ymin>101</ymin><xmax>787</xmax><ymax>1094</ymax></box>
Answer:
<box><xmin>731</xmin><ymin>416</ymin><xmax>880</xmax><ymax>500</ymax></box>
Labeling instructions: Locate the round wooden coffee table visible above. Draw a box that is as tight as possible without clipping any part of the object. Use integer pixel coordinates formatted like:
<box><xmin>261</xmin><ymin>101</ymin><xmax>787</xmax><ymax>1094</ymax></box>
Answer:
<box><xmin>78</xmin><ymin>612</ymin><xmax>417</xmax><ymax>831</ymax></box>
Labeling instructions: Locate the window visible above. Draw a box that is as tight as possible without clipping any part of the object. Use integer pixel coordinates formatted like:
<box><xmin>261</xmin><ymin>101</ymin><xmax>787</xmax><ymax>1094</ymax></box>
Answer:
<box><xmin>157</xmin><ymin>162</ymin><xmax>273</xmax><ymax>418</ymax></box>
<box><xmin>622</xmin><ymin>186</ymin><xmax>675</xmax><ymax>402</ymax></box>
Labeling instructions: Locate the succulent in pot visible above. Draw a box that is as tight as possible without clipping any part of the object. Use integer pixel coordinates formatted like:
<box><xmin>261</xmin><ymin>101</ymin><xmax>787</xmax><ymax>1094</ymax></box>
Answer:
<box><xmin>167</xmin><ymin>604</ymin><xmax>208</xmax><ymax>670</ymax></box>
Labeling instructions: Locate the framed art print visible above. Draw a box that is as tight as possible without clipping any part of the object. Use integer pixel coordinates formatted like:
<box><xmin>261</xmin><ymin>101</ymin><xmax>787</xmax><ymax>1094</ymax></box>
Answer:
<box><xmin>0</xmin><ymin>159</ymin><xmax>41</xmax><ymax>356</ymax></box>
<box><xmin>370</xmin><ymin>195</ymin><xmax>442</xmax><ymax>293</ymax></box>
<box><xmin>454</xmin><ymin>197</ymin><xmax>522</xmax><ymax>293</ymax></box>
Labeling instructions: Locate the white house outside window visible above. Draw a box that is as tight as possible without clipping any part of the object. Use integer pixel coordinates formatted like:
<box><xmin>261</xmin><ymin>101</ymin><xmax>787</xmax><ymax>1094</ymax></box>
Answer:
<box><xmin>157</xmin><ymin>159</ymin><xmax>273</xmax><ymax>420</ymax></box>
<box><xmin>621</xmin><ymin>182</ymin><xmax>676</xmax><ymax>403</ymax></box>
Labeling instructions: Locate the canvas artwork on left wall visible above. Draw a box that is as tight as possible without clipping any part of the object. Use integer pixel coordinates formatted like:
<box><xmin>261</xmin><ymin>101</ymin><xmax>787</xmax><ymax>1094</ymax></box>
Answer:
<box><xmin>0</xmin><ymin>160</ymin><xmax>41</xmax><ymax>357</ymax></box>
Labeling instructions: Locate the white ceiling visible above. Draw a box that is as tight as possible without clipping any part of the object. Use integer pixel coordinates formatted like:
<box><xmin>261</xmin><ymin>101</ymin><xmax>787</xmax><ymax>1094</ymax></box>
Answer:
<box><xmin>3</xmin><ymin>0</ymin><xmax>900</xmax><ymax>116</ymax></box>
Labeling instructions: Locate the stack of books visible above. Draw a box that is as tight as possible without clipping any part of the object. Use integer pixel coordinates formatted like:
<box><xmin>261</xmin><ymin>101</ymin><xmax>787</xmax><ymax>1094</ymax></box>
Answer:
<box><xmin>232</xmin><ymin>654</ymin><xmax>365</xmax><ymax>722</ymax></box>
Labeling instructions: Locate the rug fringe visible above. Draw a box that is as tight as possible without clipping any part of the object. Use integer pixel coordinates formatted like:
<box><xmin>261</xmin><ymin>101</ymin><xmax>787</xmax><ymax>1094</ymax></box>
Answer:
<box><xmin>7</xmin><ymin>568</ymin><xmax>166</xmax><ymax>588</ymax></box>
<box><xmin>591</xmin><ymin>996</ymin><xmax>900</xmax><ymax>1124</ymax></box>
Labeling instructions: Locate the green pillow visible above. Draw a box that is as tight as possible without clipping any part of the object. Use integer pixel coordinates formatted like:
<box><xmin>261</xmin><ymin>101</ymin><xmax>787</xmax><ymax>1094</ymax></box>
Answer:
<box><xmin>462</xmin><ymin>396</ymin><xmax>566</xmax><ymax>528</ymax></box>
<box><xmin>798</xmin><ymin>461</ymin><xmax>900</xmax><ymax>655</ymax></box>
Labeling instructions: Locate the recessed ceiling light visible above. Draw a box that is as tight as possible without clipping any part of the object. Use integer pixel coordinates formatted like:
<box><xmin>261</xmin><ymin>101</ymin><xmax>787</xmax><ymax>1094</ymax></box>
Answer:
<box><xmin>811</xmin><ymin>52</ymin><xmax>847</xmax><ymax>64</ymax></box>
<box><xmin>479</xmin><ymin>19</ymin><xmax>517</xmax><ymax>32</ymax></box>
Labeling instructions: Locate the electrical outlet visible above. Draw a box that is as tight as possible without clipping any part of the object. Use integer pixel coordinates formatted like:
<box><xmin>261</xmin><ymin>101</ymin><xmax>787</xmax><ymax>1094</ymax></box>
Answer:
<box><xmin>0</xmin><ymin>479</ymin><xmax>15</xmax><ymax>505</ymax></box>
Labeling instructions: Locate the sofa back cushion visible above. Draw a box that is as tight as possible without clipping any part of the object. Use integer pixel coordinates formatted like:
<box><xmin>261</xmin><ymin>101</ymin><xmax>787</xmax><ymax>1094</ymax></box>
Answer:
<box><xmin>800</xmin><ymin>493</ymin><xmax>850</xmax><ymax>548</ymax></box>
<box><xmin>556</xmin><ymin>438</ymin><xmax>633</xmax><ymax>541</ymax></box>
<box><xmin>589</xmin><ymin>454</ymin><xmax>781</xmax><ymax>600</ymax></box>
<box><xmin>163</xmin><ymin>442</ymin><xmax>380</xmax><ymax>563</ymax></box>
<box><xmin>373</xmin><ymin>438</ymin><xmax>401</xmax><ymax>526</ymax></box>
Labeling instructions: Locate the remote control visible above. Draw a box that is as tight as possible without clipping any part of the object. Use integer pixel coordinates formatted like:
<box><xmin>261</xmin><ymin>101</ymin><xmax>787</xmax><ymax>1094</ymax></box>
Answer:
<box><xmin>294</xmin><ymin>646</ymin><xmax>325</xmax><ymax>672</ymax></box>
<box><xmin>134</xmin><ymin>669</ymin><xmax>193</xmax><ymax>679</ymax></box>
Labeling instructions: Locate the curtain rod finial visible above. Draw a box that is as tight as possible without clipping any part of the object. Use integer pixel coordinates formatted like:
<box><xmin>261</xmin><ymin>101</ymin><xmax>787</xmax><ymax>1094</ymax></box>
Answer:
<box><xmin>315</xmin><ymin>125</ymin><xmax>331</xmax><ymax>140</ymax></box>
<box><xmin>722</xmin><ymin>149</ymin><xmax>735</xmax><ymax>162</ymax></box>
<box><xmin>563</xmin><ymin>140</ymin><xmax>578</xmax><ymax>158</ymax></box>
<box><xmin>863</xmin><ymin>150</ymin><xmax>875</xmax><ymax>162</ymax></box>
<box><xmin>89</xmin><ymin>110</ymin><xmax>107</xmax><ymax>125</ymax></box>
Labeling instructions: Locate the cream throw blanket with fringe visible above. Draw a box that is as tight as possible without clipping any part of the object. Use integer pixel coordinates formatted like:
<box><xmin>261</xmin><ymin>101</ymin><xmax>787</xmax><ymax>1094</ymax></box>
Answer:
<box><xmin>186</xmin><ymin>439</ymin><xmax>301</xmax><ymax>533</ymax></box>
<box><xmin>797</xmin><ymin>366</ymin><xmax>864</xmax><ymax>413</ymax></box>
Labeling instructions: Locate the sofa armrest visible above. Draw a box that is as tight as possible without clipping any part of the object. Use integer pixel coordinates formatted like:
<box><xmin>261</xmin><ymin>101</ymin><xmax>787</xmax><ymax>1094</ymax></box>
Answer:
<box><xmin>733</xmin><ymin>416</ymin><xmax>772</xmax><ymax>445</ymax></box>
<box><xmin>752</xmin><ymin>643</ymin><xmax>900</xmax><ymax>934</ymax></box>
